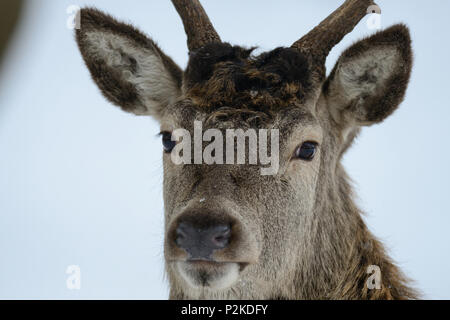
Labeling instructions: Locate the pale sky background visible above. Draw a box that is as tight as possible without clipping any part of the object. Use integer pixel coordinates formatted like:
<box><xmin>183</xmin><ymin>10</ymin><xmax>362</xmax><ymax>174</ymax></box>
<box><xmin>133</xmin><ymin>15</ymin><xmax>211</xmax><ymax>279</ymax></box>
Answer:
<box><xmin>0</xmin><ymin>0</ymin><xmax>449</xmax><ymax>299</ymax></box>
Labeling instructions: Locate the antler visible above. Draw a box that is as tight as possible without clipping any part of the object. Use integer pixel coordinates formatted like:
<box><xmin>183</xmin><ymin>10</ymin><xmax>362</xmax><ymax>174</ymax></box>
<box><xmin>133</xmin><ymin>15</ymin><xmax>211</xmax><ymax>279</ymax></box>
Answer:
<box><xmin>171</xmin><ymin>0</ymin><xmax>221</xmax><ymax>52</ymax></box>
<box><xmin>292</xmin><ymin>0</ymin><xmax>374</xmax><ymax>67</ymax></box>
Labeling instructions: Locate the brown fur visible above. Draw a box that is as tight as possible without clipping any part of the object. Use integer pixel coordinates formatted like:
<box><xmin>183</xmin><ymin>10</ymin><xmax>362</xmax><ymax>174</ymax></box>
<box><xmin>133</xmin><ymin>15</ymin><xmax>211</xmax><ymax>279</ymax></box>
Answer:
<box><xmin>324</xmin><ymin>24</ymin><xmax>413</xmax><ymax>125</ymax></box>
<box><xmin>75</xmin><ymin>8</ymin><xmax>182</xmax><ymax>115</ymax></box>
<box><xmin>0</xmin><ymin>1</ymin><xmax>23</xmax><ymax>67</ymax></box>
<box><xmin>75</xmin><ymin>3</ymin><xmax>418</xmax><ymax>300</ymax></box>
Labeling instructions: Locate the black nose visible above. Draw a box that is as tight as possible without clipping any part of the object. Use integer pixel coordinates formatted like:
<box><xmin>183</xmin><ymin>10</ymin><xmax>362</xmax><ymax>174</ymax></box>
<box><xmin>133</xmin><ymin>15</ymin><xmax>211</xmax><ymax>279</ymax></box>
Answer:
<box><xmin>175</xmin><ymin>220</ymin><xmax>231</xmax><ymax>260</ymax></box>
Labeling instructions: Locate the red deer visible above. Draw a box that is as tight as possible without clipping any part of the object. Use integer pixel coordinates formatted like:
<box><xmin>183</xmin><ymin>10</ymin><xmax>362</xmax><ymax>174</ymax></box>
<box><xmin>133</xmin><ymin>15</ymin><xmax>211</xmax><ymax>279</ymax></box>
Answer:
<box><xmin>75</xmin><ymin>0</ymin><xmax>418</xmax><ymax>299</ymax></box>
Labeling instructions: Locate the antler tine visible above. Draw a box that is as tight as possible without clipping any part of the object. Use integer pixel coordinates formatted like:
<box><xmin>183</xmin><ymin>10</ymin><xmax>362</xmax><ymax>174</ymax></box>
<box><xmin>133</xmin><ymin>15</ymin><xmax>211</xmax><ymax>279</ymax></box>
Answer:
<box><xmin>292</xmin><ymin>0</ymin><xmax>374</xmax><ymax>66</ymax></box>
<box><xmin>171</xmin><ymin>0</ymin><xmax>221</xmax><ymax>52</ymax></box>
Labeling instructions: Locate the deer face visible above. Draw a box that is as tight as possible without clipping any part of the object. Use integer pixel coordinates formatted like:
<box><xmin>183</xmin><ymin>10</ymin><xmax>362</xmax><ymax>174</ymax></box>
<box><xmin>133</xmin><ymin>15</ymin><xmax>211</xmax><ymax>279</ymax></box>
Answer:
<box><xmin>76</xmin><ymin>0</ymin><xmax>412</xmax><ymax>298</ymax></box>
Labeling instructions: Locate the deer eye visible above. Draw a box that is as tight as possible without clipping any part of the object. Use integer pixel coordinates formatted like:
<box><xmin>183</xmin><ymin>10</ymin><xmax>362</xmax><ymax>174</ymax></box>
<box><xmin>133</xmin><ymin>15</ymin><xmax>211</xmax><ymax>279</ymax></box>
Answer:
<box><xmin>294</xmin><ymin>141</ymin><xmax>318</xmax><ymax>161</ymax></box>
<box><xmin>161</xmin><ymin>131</ymin><xmax>176</xmax><ymax>153</ymax></box>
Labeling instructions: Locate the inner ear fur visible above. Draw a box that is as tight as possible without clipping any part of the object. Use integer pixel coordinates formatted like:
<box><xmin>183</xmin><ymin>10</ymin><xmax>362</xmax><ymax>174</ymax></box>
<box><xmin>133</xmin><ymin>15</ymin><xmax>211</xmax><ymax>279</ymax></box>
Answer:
<box><xmin>323</xmin><ymin>24</ymin><xmax>413</xmax><ymax>127</ymax></box>
<box><xmin>75</xmin><ymin>8</ymin><xmax>182</xmax><ymax>119</ymax></box>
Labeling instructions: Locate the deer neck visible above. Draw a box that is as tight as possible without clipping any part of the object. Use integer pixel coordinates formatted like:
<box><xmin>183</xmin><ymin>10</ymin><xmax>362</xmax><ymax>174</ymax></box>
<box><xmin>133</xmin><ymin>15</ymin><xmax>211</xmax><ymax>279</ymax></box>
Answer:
<box><xmin>291</xmin><ymin>164</ymin><xmax>417</xmax><ymax>299</ymax></box>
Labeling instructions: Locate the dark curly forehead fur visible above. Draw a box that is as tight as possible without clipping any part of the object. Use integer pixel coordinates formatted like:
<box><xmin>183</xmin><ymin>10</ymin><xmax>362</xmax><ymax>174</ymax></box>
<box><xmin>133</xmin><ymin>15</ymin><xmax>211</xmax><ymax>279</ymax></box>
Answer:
<box><xmin>184</xmin><ymin>43</ymin><xmax>313</xmax><ymax>112</ymax></box>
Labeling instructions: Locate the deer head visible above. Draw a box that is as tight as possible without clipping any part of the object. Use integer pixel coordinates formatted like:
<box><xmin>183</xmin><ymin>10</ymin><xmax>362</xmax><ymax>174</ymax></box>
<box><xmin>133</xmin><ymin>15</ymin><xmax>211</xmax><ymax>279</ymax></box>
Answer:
<box><xmin>75</xmin><ymin>0</ymin><xmax>416</xmax><ymax>299</ymax></box>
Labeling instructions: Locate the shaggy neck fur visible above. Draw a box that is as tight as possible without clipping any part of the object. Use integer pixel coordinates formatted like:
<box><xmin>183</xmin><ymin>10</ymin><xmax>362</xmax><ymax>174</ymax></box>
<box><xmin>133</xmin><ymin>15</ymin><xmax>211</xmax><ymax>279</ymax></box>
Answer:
<box><xmin>291</xmin><ymin>164</ymin><xmax>418</xmax><ymax>299</ymax></box>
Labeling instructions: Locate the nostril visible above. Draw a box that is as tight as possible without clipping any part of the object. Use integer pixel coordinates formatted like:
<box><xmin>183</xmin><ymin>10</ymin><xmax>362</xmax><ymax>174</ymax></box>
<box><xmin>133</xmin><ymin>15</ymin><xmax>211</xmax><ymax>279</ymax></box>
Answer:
<box><xmin>213</xmin><ymin>235</ymin><xmax>229</xmax><ymax>247</ymax></box>
<box><xmin>175</xmin><ymin>233</ymin><xmax>184</xmax><ymax>247</ymax></box>
<box><xmin>175</xmin><ymin>222</ymin><xmax>189</xmax><ymax>247</ymax></box>
<box><xmin>176</xmin><ymin>230</ymin><xmax>186</xmax><ymax>239</ymax></box>
<box><xmin>211</xmin><ymin>225</ymin><xmax>231</xmax><ymax>248</ymax></box>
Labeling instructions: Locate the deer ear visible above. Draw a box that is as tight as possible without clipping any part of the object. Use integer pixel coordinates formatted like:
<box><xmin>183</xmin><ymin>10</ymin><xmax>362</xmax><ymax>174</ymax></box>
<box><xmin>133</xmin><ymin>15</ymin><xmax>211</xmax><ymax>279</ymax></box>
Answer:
<box><xmin>75</xmin><ymin>8</ymin><xmax>182</xmax><ymax>120</ymax></box>
<box><xmin>323</xmin><ymin>24</ymin><xmax>412</xmax><ymax>127</ymax></box>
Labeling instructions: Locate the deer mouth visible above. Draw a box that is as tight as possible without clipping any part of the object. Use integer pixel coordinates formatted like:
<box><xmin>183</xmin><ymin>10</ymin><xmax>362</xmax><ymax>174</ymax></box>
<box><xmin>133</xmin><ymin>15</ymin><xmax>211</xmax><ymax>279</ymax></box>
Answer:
<box><xmin>182</xmin><ymin>260</ymin><xmax>249</xmax><ymax>273</ymax></box>
<box><xmin>174</xmin><ymin>260</ymin><xmax>247</xmax><ymax>290</ymax></box>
